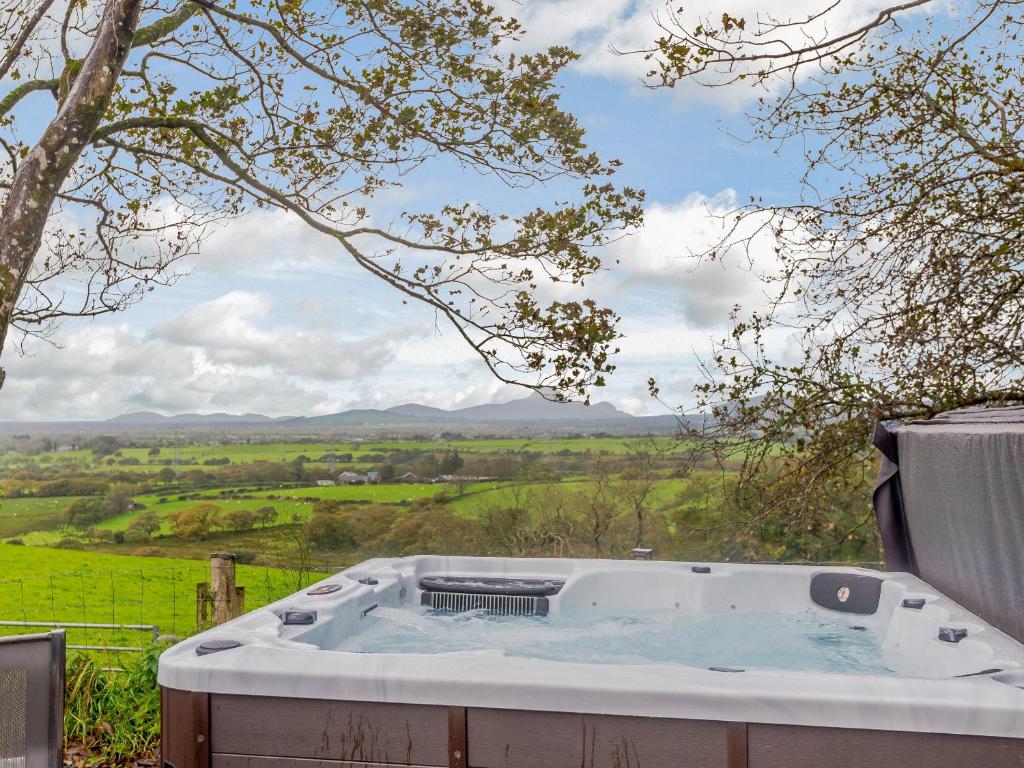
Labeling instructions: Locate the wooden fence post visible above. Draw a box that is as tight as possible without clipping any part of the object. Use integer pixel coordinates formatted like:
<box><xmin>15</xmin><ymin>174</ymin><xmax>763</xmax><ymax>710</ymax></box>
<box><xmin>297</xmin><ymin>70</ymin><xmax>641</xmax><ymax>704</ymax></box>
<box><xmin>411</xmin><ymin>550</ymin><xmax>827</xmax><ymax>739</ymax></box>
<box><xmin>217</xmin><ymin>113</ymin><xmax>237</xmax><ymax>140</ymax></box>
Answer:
<box><xmin>233</xmin><ymin>586</ymin><xmax>246</xmax><ymax>619</ymax></box>
<box><xmin>210</xmin><ymin>553</ymin><xmax>236</xmax><ymax>626</ymax></box>
<box><xmin>196</xmin><ymin>582</ymin><xmax>208</xmax><ymax>630</ymax></box>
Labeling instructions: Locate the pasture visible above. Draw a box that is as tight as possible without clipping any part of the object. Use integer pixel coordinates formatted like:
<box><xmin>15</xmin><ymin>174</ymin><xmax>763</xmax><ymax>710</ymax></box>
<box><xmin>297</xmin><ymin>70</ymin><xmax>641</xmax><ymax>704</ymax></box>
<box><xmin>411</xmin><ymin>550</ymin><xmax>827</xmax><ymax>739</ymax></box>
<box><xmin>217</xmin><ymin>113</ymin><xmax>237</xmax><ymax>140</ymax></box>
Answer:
<box><xmin>0</xmin><ymin>544</ymin><xmax>313</xmax><ymax>658</ymax></box>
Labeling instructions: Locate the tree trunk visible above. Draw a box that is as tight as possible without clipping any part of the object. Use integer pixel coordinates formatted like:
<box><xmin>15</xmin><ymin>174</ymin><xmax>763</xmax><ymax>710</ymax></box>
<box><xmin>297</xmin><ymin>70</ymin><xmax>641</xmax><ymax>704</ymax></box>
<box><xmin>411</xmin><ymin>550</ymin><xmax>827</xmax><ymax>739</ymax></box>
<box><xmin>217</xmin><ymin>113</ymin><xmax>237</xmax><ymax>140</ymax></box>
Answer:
<box><xmin>0</xmin><ymin>0</ymin><xmax>143</xmax><ymax>389</ymax></box>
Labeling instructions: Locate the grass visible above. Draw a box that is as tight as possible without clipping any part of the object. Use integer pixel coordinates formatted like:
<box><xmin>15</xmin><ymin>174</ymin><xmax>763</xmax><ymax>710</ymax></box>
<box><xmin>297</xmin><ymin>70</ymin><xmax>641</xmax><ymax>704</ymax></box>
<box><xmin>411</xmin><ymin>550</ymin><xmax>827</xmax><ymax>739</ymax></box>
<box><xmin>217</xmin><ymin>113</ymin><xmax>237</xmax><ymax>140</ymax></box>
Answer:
<box><xmin>352</xmin><ymin>436</ymin><xmax>693</xmax><ymax>454</ymax></box>
<box><xmin>64</xmin><ymin>647</ymin><xmax>162</xmax><ymax>762</ymax></box>
<box><xmin>104</xmin><ymin>497</ymin><xmax>312</xmax><ymax>534</ymax></box>
<box><xmin>0</xmin><ymin>436</ymin><xmax>698</xmax><ymax>476</ymax></box>
<box><xmin>0</xmin><ymin>545</ymin><xmax>311</xmax><ymax>651</ymax></box>
<box><xmin>0</xmin><ymin>496</ymin><xmax>79</xmax><ymax>537</ymax></box>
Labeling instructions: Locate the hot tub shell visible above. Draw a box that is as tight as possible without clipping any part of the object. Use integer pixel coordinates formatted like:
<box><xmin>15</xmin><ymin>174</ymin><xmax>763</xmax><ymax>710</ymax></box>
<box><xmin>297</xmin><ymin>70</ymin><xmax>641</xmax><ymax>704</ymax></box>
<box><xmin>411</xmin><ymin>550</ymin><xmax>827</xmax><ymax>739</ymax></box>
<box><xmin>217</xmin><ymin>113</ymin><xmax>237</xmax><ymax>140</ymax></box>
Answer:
<box><xmin>159</xmin><ymin>557</ymin><xmax>1024</xmax><ymax>768</ymax></box>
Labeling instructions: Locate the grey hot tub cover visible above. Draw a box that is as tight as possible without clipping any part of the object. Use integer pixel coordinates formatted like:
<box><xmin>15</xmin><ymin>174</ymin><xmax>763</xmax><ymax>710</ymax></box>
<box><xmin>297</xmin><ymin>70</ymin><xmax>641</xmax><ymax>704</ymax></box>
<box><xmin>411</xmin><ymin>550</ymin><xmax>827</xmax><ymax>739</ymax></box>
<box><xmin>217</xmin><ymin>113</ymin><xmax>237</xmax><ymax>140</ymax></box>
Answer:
<box><xmin>872</xmin><ymin>406</ymin><xmax>1024</xmax><ymax>642</ymax></box>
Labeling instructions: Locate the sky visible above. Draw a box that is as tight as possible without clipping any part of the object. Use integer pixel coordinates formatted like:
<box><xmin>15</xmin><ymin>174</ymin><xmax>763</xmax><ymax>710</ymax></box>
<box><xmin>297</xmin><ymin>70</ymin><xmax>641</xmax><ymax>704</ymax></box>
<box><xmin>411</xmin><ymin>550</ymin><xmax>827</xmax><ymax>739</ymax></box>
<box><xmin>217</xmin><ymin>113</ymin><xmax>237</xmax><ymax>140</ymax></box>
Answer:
<box><xmin>0</xmin><ymin>0</ymin><xmax>911</xmax><ymax>421</ymax></box>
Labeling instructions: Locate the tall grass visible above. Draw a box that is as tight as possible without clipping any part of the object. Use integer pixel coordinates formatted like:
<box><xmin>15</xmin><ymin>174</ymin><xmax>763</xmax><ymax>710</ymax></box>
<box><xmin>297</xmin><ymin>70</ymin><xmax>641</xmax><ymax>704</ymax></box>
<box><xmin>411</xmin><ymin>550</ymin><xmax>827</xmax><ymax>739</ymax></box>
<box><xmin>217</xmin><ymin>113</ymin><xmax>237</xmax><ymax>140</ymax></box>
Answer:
<box><xmin>64</xmin><ymin>645</ymin><xmax>162</xmax><ymax>763</ymax></box>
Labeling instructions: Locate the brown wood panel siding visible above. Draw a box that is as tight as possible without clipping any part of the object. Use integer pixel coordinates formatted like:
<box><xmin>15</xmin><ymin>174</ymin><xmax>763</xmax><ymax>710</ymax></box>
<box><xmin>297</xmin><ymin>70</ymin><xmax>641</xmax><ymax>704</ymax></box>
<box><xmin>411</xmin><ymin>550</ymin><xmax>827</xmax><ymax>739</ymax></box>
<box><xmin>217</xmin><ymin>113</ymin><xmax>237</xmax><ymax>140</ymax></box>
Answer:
<box><xmin>213</xmin><ymin>755</ymin><xmax>440</xmax><ymax>768</ymax></box>
<box><xmin>466</xmin><ymin>708</ymin><xmax>729</xmax><ymax>768</ymax></box>
<box><xmin>210</xmin><ymin>695</ymin><xmax>449</xmax><ymax>766</ymax></box>
<box><xmin>447</xmin><ymin>708</ymin><xmax>467</xmax><ymax>768</ymax></box>
<box><xmin>726</xmin><ymin>722</ymin><xmax>748</xmax><ymax>768</ymax></box>
<box><xmin>162</xmin><ymin>687</ymin><xmax>211</xmax><ymax>768</ymax></box>
<box><xmin>748</xmin><ymin>724</ymin><xmax>1024</xmax><ymax>768</ymax></box>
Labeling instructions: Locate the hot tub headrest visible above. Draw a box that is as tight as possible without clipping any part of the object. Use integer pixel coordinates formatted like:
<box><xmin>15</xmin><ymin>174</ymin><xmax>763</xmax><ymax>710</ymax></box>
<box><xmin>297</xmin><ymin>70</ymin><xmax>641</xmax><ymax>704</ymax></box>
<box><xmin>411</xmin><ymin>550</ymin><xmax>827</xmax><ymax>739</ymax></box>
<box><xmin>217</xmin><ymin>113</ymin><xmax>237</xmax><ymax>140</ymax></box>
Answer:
<box><xmin>810</xmin><ymin>572</ymin><xmax>884</xmax><ymax>615</ymax></box>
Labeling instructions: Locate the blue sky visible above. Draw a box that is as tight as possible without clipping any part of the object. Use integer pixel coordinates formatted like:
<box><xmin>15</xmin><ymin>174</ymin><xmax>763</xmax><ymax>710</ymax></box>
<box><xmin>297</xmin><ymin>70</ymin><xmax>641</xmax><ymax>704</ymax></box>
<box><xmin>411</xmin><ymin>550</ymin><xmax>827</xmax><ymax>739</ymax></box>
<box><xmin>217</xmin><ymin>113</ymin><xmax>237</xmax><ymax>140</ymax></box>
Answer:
<box><xmin>0</xmin><ymin>0</ymin><xmax>905</xmax><ymax>420</ymax></box>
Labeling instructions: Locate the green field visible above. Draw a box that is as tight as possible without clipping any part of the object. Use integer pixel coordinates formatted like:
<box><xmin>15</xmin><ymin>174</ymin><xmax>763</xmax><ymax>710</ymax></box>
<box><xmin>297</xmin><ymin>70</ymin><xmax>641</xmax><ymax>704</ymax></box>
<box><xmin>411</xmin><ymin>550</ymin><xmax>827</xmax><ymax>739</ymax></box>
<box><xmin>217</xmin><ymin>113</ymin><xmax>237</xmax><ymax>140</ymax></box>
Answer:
<box><xmin>0</xmin><ymin>496</ymin><xmax>80</xmax><ymax>537</ymax></box>
<box><xmin>0</xmin><ymin>545</ymin><xmax>311</xmax><ymax>661</ymax></box>
<box><xmin>0</xmin><ymin>436</ymin><xmax>694</xmax><ymax>474</ymax></box>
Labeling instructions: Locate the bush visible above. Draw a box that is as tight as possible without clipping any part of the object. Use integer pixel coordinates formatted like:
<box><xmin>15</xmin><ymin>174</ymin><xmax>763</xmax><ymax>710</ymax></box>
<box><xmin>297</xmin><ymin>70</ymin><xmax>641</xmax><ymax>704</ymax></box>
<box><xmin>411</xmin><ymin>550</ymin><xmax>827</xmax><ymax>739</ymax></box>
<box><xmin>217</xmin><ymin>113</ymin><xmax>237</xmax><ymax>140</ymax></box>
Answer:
<box><xmin>55</xmin><ymin>536</ymin><xmax>84</xmax><ymax>550</ymax></box>
<box><xmin>234</xmin><ymin>550</ymin><xmax>257</xmax><ymax>564</ymax></box>
<box><xmin>303</xmin><ymin>510</ymin><xmax>356</xmax><ymax>549</ymax></box>
<box><xmin>125</xmin><ymin>511</ymin><xmax>162</xmax><ymax>541</ymax></box>
<box><xmin>38</xmin><ymin>477</ymin><xmax>109</xmax><ymax>497</ymax></box>
<box><xmin>169</xmin><ymin>504</ymin><xmax>219</xmax><ymax>541</ymax></box>
<box><xmin>219</xmin><ymin>508</ymin><xmax>257</xmax><ymax>532</ymax></box>
<box><xmin>64</xmin><ymin>497</ymin><xmax>109</xmax><ymax>527</ymax></box>
<box><xmin>6</xmin><ymin>538</ymin><xmax>23</xmax><ymax>545</ymax></box>
<box><xmin>113</xmin><ymin>531</ymin><xmax>125</xmax><ymax>544</ymax></box>
<box><xmin>254</xmin><ymin>506</ymin><xmax>277</xmax><ymax>527</ymax></box>
<box><xmin>132</xmin><ymin>546</ymin><xmax>165</xmax><ymax>557</ymax></box>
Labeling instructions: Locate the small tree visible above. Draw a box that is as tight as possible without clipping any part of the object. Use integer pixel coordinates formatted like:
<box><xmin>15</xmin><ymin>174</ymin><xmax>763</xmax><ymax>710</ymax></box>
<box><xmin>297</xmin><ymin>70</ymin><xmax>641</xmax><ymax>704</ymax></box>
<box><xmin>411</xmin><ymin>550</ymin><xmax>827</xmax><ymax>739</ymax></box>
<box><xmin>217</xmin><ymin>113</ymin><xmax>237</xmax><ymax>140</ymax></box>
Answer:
<box><xmin>617</xmin><ymin>439</ymin><xmax>659</xmax><ymax>548</ymax></box>
<box><xmin>104</xmin><ymin>484</ymin><xmax>135</xmax><ymax>517</ymax></box>
<box><xmin>219</xmin><ymin>508</ymin><xmax>257</xmax><ymax>532</ymax></box>
<box><xmin>253</xmin><ymin>506</ymin><xmax>277</xmax><ymax>528</ymax></box>
<box><xmin>124</xmin><ymin>511</ymin><xmax>162</xmax><ymax>541</ymax></box>
<box><xmin>170</xmin><ymin>504</ymin><xmax>218</xmax><ymax>541</ymax></box>
<box><xmin>64</xmin><ymin>498</ymin><xmax>108</xmax><ymax>527</ymax></box>
<box><xmin>577</xmin><ymin>457</ymin><xmax>621</xmax><ymax>557</ymax></box>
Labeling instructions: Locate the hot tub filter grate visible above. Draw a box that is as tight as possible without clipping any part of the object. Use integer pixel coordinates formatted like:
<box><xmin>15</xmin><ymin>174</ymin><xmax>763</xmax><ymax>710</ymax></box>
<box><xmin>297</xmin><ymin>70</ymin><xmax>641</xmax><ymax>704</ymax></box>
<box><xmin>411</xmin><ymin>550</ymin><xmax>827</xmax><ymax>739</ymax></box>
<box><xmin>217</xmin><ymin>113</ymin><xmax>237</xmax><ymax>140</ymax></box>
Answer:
<box><xmin>421</xmin><ymin>590</ymin><xmax>549</xmax><ymax>616</ymax></box>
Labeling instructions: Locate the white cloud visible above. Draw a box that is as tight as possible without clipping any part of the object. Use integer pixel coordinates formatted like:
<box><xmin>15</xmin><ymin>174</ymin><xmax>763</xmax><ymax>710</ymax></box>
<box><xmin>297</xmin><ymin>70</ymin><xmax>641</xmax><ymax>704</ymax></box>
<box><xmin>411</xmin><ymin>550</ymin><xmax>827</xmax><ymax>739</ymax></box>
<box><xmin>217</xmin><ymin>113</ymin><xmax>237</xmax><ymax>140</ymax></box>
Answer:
<box><xmin>150</xmin><ymin>290</ymin><xmax>408</xmax><ymax>381</ymax></box>
<box><xmin>603</xmin><ymin>191</ymin><xmax>779</xmax><ymax>328</ymax></box>
<box><xmin>0</xmin><ymin>289</ymin><xmax>416</xmax><ymax>420</ymax></box>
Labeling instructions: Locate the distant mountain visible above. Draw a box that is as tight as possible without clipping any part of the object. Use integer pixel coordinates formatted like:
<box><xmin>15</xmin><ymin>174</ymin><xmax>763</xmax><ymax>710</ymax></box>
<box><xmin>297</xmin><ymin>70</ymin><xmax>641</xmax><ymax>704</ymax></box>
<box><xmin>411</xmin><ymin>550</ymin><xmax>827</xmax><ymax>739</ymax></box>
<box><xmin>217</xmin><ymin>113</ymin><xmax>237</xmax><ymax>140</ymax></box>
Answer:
<box><xmin>284</xmin><ymin>394</ymin><xmax>629</xmax><ymax>427</ymax></box>
<box><xmin>386</xmin><ymin>403</ymin><xmax>452</xmax><ymax>419</ymax></box>
<box><xmin>281</xmin><ymin>409</ymin><xmax>415</xmax><ymax>427</ymax></box>
<box><xmin>0</xmin><ymin>392</ymin><xmax>696</xmax><ymax>434</ymax></box>
<box><xmin>104</xmin><ymin>411</ymin><xmax>277</xmax><ymax>426</ymax></box>
<box><xmin>452</xmin><ymin>394</ymin><xmax>629</xmax><ymax>422</ymax></box>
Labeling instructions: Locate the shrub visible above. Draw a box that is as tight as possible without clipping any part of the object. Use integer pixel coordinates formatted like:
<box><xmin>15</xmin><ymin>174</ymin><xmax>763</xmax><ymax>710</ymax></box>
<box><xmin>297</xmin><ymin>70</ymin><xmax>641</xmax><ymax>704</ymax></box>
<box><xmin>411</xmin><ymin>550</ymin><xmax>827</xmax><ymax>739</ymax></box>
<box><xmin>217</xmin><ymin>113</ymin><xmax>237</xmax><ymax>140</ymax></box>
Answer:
<box><xmin>253</xmin><ymin>506</ymin><xmax>277</xmax><ymax>527</ymax></box>
<box><xmin>303</xmin><ymin>511</ymin><xmax>356</xmax><ymax>549</ymax></box>
<box><xmin>234</xmin><ymin>551</ymin><xmax>257</xmax><ymax>565</ymax></box>
<box><xmin>64</xmin><ymin>498</ymin><xmax>107</xmax><ymax>527</ymax></box>
<box><xmin>126</xmin><ymin>512</ymin><xmax>162</xmax><ymax>541</ymax></box>
<box><xmin>219</xmin><ymin>509</ymin><xmax>257</xmax><ymax>531</ymax></box>
<box><xmin>6</xmin><ymin>538</ymin><xmax>23</xmax><ymax>545</ymax></box>
<box><xmin>55</xmin><ymin>536</ymin><xmax>84</xmax><ymax>550</ymax></box>
<box><xmin>169</xmin><ymin>504</ymin><xmax>219</xmax><ymax>541</ymax></box>
<box><xmin>38</xmin><ymin>477</ymin><xmax>109</xmax><ymax>497</ymax></box>
<box><xmin>132</xmin><ymin>546</ymin><xmax>165</xmax><ymax>557</ymax></box>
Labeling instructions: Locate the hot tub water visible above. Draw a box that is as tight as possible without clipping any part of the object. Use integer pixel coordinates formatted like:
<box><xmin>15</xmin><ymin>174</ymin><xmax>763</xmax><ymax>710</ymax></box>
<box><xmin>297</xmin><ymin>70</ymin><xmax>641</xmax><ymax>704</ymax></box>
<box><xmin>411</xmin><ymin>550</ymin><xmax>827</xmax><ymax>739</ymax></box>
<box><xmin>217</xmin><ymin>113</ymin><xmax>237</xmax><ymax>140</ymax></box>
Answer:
<box><xmin>333</xmin><ymin>606</ymin><xmax>905</xmax><ymax>675</ymax></box>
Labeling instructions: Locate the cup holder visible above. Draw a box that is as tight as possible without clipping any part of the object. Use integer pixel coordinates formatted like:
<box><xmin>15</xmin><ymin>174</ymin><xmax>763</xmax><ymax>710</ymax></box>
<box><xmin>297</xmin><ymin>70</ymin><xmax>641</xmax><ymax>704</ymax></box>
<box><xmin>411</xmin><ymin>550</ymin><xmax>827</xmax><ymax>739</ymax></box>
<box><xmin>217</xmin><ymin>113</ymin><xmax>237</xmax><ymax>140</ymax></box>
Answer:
<box><xmin>991</xmin><ymin>670</ymin><xmax>1024</xmax><ymax>689</ymax></box>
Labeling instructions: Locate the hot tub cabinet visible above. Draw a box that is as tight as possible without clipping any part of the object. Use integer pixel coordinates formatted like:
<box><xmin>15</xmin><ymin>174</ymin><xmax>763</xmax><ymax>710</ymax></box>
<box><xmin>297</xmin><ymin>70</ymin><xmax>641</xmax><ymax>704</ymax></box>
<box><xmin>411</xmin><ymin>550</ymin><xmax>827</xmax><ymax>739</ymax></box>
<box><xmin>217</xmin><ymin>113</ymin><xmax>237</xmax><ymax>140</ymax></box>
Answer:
<box><xmin>159</xmin><ymin>557</ymin><xmax>1024</xmax><ymax>768</ymax></box>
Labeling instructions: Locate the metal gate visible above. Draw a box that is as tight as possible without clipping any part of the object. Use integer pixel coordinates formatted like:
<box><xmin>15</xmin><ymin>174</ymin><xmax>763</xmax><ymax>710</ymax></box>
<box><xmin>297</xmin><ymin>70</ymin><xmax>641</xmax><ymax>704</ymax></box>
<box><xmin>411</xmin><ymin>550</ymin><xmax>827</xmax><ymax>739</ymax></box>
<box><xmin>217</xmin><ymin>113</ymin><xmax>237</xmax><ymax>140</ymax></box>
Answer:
<box><xmin>0</xmin><ymin>631</ymin><xmax>64</xmax><ymax>768</ymax></box>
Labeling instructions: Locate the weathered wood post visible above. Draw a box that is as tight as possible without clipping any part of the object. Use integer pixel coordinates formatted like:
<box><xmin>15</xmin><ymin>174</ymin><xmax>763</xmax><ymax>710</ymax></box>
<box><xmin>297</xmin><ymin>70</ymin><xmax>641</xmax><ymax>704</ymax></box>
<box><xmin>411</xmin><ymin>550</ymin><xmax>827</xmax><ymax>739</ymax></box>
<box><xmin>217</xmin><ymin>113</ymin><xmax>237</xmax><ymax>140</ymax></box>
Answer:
<box><xmin>195</xmin><ymin>582</ymin><xmax>209</xmax><ymax>630</ymax></box>
<box><xmin>233</xmin><ymin>586</ymin><xmax>246</xmax><ymax>619</ymax></box>
<box><xmin>210</xmin><ymin>553</ymin><xmax>236</xmax><ymax>626</ymax></box>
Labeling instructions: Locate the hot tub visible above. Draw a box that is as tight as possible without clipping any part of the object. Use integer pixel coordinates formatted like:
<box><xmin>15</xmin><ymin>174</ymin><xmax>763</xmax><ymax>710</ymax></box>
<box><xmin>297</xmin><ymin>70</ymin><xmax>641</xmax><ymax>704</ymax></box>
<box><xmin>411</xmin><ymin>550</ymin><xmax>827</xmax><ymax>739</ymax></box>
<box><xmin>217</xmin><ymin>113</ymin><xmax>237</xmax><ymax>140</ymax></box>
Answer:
<box><xmin>159</xmin><ymin>557</ymin><xmax>1024</xmax><ymax>768</ymax></box>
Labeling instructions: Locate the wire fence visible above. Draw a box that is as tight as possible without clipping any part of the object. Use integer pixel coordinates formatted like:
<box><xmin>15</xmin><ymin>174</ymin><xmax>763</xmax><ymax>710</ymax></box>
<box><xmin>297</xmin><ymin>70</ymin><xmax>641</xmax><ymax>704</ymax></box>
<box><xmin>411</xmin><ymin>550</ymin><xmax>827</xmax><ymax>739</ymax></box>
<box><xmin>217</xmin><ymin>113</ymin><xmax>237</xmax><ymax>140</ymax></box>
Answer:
<box><xmin>0</xmin><ymin>561</ymin><xmax>327</xmax><ymax>671</ymax></box>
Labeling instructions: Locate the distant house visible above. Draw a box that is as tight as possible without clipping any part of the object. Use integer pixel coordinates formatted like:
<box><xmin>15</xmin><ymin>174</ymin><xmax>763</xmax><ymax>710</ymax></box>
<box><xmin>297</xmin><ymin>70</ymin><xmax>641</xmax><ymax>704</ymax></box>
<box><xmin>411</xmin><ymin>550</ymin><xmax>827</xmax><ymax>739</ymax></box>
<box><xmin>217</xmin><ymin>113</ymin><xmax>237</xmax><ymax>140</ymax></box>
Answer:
<box><xmin>365</xmin><ymin>470</ymin><xmax>381</xmax><ymax>484</ymax></box>
<box><xmin>317</xmin><ymin>480</ymin><xmax>336</xmax><ymax>487</ymax></box>
<box><xmin>398</xmin><ymin>472</ymin><xmax>419</xmax><ymax>483</ymax></box>
<box><xmin>337</xmin><ymin>471</ymin><xmax>363</xmax><ymax>485</ymax></box>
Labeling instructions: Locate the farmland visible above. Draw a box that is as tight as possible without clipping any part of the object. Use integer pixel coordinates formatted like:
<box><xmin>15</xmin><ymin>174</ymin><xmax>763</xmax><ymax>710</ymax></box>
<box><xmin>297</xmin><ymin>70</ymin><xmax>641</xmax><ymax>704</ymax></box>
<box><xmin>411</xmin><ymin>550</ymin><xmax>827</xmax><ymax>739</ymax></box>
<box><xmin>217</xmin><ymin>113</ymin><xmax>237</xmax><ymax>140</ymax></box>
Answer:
<box><xmin>0</xmin><ymin>429</ymin><xmax>883</xmax><ymax>638</ymax></box>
